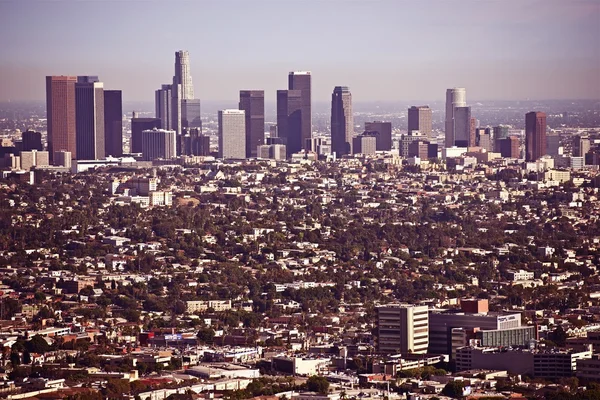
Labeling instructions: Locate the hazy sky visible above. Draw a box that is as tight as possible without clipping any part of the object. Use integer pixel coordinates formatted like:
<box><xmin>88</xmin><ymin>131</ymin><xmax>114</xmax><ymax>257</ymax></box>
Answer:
<box><xmin>0</xmin><ymin>0</ymin><xmax>599</xmax><ymax>104</ymax></box>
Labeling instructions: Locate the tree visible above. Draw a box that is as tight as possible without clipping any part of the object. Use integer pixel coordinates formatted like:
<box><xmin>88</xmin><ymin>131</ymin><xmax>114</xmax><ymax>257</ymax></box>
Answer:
<box><xmin>197</xmin><ymin>327</ymin><xmax>215</xmax><ymax>344</ymax></box>
<box><xmin>306</xmin><ymin>375</ymin><xmax>329</xmax><ymax>394</ymax></box>
<box><xmin>442</xmin><ymin>380</ymin><xmax>465</xmax><ymax>398</ymax></box>
<box><xmin>22</xmin><ymin>350</ymin><xmax>31</xmax><ymax>364</ymax></box>
<box><xmin>25</xmin><ymin>335</ymin><xmax>51</xmax><ymax>353</ymax></box>
<box><xmin>10</xmin><ymin>351</ymin><xmax>20</xmax><ymax>366</ymax></box>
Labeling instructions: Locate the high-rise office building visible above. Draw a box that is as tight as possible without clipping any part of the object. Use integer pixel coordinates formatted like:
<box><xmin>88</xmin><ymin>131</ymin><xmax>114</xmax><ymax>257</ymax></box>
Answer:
<box><xmin>476</xmin><ymin>128</ymin><xmax>492</xmax><ymax>152</ymax></box>
<box><xmin>377</xmin><ymin>304</ymin><xmax>429</xmax><ymax>354</ymax></box>
<box><xmin>408</xmin><ymin>106</ymin><xmax>432</xmax><ymax>139</ymax></box>
<box><xmin>104</xmin><ymin>90</ymin><xmax>123</xmax><ymax>157</ymax></box>
<box><xmin>218</xmin><ymin>109</ymin><xmax>246</xmax><ymax>159</ymax></box>
<box><xmin>131</xmin><ymin>118</ymin><xmax>161</xmax><ymax>154</ymax></box>
<box><xmin>493</xmin><ymin>125</ymin><xmax>510</xmax><ymax>152</ymax></box>
<box><xmin>182</xmin><ymin>99</ymin><xmax>202</xmax><ymax>129</ymax></box>
<box><xmin>239</xmin><ymin>90</ymin><xmax>265</xmax><ymax>158</ymax></box>
<box><xmin>277</xmin><ymin>89</ymin><xmax>303</xmax><ymax>156</ymax></box>
<box><xmin>75</xmin><ymin>76</ymin><xmax>105</xmax><ymax>160</ymax></box>
<box><xmin>451</xmin><ymin>106</ymin><xmax>472</xmax><ymax>148</ymax></box>
<box><xmin>46</xmin><ymin>76</ymin><xmax>77</xmax><ymax>163</ymax></box>
<box><xmin>21</xmin><ymin>130</ymin><xmax>43</xmax><ymax>151</ymax></box>
<box><xmin>445</xmin><ymin>88</ymin><xmax>467</xmax><ymax>148</ymax></box>
<box><xmin>364</xmin><ymin>121</ymin><xmax>392</xmax><ymax>151</ymax></box>
<box><xmin>352</xmin><ymin>134</ymin><xmax>377</xmax><ymax>155</ymax></box>
<box><xmin>330</xmin><ymin>86</ymin><xmax>353</xmax><ymax>157</ymax></box>
<box><xmin>499</xmin><ymin>136</ymin><xmax>520</xmax><ymax>159</ymax></box>
<box><xmin>288</xmin><ymin>71</ymin><xmax>312</xmax><ymax>152</ymax></box>
<box><xmin>155</xmin><ymin>84</ymin><xmax>173</xmax><ymax>131</ymax></box>
<box><xmin>140</xmin><ymin>128</ymin><xmax>177</xmax><ymax>161</ymax></box>
<box><xmin>174</xmin><ymin>50</ymin><xmax>194</xmax><ymax>100</ymax></box>
<box><xmin>525</xmin><ymin>112</ymin><xmax>547</xmax><ymax>162</ymax></box>
<box><xmin>573</xmin><ymin>135</ymin><xmax>591</xmax><ymax>159</ymax></box>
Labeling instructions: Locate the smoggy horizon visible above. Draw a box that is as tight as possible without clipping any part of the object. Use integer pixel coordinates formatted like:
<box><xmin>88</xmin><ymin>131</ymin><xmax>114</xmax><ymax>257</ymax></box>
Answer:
<box><xmin>1</xmin><ymin>0</ymin><xmax>599</xmax><ymax>103</ymax></box>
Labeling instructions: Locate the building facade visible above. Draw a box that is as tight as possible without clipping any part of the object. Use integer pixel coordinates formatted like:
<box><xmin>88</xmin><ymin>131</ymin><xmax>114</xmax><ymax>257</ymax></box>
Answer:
<box><xmin>239</xmin><ymin>90</ymin><xmax>265</xmax><ymax>158</ymax></box>
<box><xmin>408</xmin><ymin>106</ymin><xmax>432</xmax><ymax>139</ymax></box>
<box><xmin>140</xmin><ymin>128</ymin><xmax>177</xmax><ymax>161</ymax></box>
<box><xmin>103</xmin><ymin>90</ymin><xmax>123</xmax><ymax>157</ymax></box>
<box><xmin>218</xmin><ymin>109</ymin><xmax>246</xmax><ymax>159</ymax></box>
<box><xmin>277</xmin><ymin>89</ymin><xmax>303</xmax><ymax>157</ymax></box>
<box><xmin>377</xmin><ymin>304</ymin><xmax>429</xmax><ymax>354</ymax></box>
<box><xmin>364</xmin><ymin>121</ymin><xmax>392</xmax><ymax>151</ymax></box>
<box><xmin>331</xmin><ymin>86</ymin><xmax>353</xmax><ymax>157</ymax></box>
<box><xmin>288</xmin><ymin>71</ymin><xmax>312</xmax><ymax>152</ymax></box>
<box><xmin>525</xmin><ymin>111</ymin><xmax>547</xmax><ymax>162</ymax></box>
<box><xmin>445</xmin><ymin>88</ymin><xmax>467</xmax><ymax>148</ymax></box>
<box><xmin>46</xmin><ymin>76</ymin><xmax>77</xmax><ymax>163</ymax></box>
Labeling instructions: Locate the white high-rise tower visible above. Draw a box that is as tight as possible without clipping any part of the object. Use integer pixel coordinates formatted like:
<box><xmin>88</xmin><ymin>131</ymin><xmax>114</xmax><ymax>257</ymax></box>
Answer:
<box><xmin>445</xmin><ymin>87</ymin><xmax>467</xmax><ymax>148</ymax></box>
<box><xmin>174</xmin><ymin>50</ymin><xmax>194</xmax><ymax>100</ymax></box>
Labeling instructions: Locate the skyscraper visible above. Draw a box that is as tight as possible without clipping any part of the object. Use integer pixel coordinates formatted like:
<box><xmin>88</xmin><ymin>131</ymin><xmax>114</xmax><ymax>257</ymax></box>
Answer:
<box><xmin>174</xmin><ymin>50</ymin><xmax>194</xmax><ymax>100</ymax></box>
<box><xmin>239</xmin><ymin>90</ymin><xmax>265</xmax><ymax>158</ymax></box>
<box><xmin>218</xmin><ymin>109</ymin><xmax>246</xmax><ymax>159</ymax></box>
<box><xmin>46</xmin><ymin>76</ymin><xmax>77</xmax><ymax>163</ymax></box>
<box><xmin>330</xmin><ymin>86</ymin><xmax>353</xmax><ymax>157</ymax></box>
<box><xmin>408</xmin><ymin>106</ymin><xmax>432</xmax><ymax>139</ymax></box>
<box><xmin>182</xmin><ymin>99</ymin><xmax>202</xmax><ymax>129</ymax></box>
<box><xmin>104</xmin><ymin>90</ymin><xmax>123</xmax><ymax>157</ymax></box>
<box><xmin>445</xmin><ymin>88</ymin><xmax>467</xmax><ymax>148</ymax></box>
<box><xmin>288</xmin><ymin>71</ymin><xmax>312</xmax><ymax>151</ymax></box>
<box><xmin>525</xmin><ymin>112</ymin><xmax>547</xmax><ymax>161</ymax></box>
<box><xmin>276</xmin><ymin>89</ymin><xmax>303</xmax><ymax>157</ymax></box>
<box><xmin>453</xmin><ymin>106</ymin><xmax>471</xmax><ymax>148</ymax></box>
<box><xmin>155</xmin><ymin>84</ymin><xmax>173</xmax><ymax>130</ymax></box>
<box><xmin>140</xmin><ymin>128</ymin><xmax>177</xmax><ymax>161</ymax></box>
<box><xmin>75</xmin><ymin>76</ymin><xmax>105</xmax><ymax>160</ymax></box>
<box><xmin>131</xmin><ymin>118</ymin><xmax>161</xmax><ymax>154</ymax></box>
<box><xmin>21</xmin><ymin>130</ymin><xmax>43</xmax><ymax>152</ymax></box>
<box><xmin>364</xmin><ymin>121</ymin><xmax>392</xmax><ymax>151</ymax></box>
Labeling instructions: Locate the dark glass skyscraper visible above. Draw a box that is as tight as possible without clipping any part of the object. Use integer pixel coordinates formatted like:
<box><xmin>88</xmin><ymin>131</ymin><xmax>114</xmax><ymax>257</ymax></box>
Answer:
<box><xmin>104</xmin><ymin>90</ymin><xmax>123</xmax><ymax>157</ymax></box>
<box><xmin>239</xmin><ymin>90</ymin><xmax>265</xmax><ymax>158</ymax></box>
<box><xmin>525</xmin><ymin>111</ymin><xmax>547</xmax><ymax>161</ymax></box>
<box><xmin>46</xmin><ymin>76</ymin><xmax>77</xmax><ymax>163</ymax></box>
<box><xmin>331</xmin><ymin>86</ymin><xmax>353</xmax><ymax>156</ymax></box>
<box><xmin>21</xmin><ymin>130</ymin><xmax>43</xmax><ymax>151</ymax></box>
<box><xmin>182</xmin><ymin>99</ymin><xmax>202</xmax><ymax>129</ymax></box>
<box><xmin>288</xmin><ymin>71</ymin><xmax>311</xmax><ymax>151</ymax></box>
<box><xmin>277</xmin><ymin>89</ymin><xmax>303</xmax><ymax>156</ymax></box>
<box><xmin>75</xmin><ymin>76</ymin><xmax>105</xmax><ymax>160</ymax></box>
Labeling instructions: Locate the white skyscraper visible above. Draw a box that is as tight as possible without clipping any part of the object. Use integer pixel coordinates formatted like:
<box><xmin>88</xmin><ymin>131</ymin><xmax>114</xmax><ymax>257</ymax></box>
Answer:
<box><xmin>174</xmin><ymin>50</ymin><xmax>194</xmax><ymax>100</ymax></box>
<box><xmin>218</xmin><ymin>109</ymin><xmax>246</xmax><ymax>159</ymax></box>
<box><xmin>445</xmin><ymin>87</ymin><xmax>467</xmax><ymax>148</ymax></box>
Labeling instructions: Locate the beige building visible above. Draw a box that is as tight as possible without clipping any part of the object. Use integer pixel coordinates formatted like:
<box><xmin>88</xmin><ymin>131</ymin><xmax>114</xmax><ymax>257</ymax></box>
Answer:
<box><xmin>377</xmin><ymin>304</ymin><xmax>429</xmax><ymax>354</ymax></box>
<box><xmin>20</xmin><ymin>150</ymin><xmax>49</xmax><ymax>171</ymax></box>
<box><xmin>186</xmin><ymin>300</ymin><xmax>232</xmax><ymax>313</ymax></box>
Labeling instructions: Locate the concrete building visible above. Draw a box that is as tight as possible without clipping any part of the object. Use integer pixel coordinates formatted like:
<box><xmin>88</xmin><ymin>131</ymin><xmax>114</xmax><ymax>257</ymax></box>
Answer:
<box><xmin>577</xmin><ymin>354</ymin><xmax>600</xmax><ymax>381</ymax></box>
<box><xmin>272</xmin><ymin>356</ymin><xmax>331</xmax><ymax>376</ymax></box>
<box><xmin>75</xmin><ymin>76</ymin><xmax>105</xmax><ymax>160</ymax></box>
<box><xmin>453</xmin><ymin>106</ymin><xmax>472</xmax><ymax>148</ymax></box>
<box><xmin>377</xmin><ymin>304</ymin><xmax>429</xmax><ymax>354</ymax></box>
<box><xmin>140</xmin><ymin>128</ymin><xmax>177</xmax><ymax>161</ymax></box>
<box><xmin>400</xmin><ymin>131</ymin><xmax>428</xmax><ymax>157</ymax></box>
<box><xmin>429</xmin><ymin>309</ymin><xmax>521</xmax><ymax>355</ymax></box>
<box><xmin>499</xmin><ymin>136</ymin><xmax>520</xmax><ymax>159</ymax></box>
<box><xmin>218</xmin><ymin>109</ymin><xmax>246</xmax><ymax>159</ymax></box>
<box><xmin>408</xmin><ymin>106</ymin><xmax>432</xmax><ymax>139</ymax></box>
<box><xmin>456</xmin><ymin>346</ymin><xmax>592</xmax><ymax>378</ymax></box>
<box><xmin>20</xmin><ymin>150</ymin><xmax>49</xmax><ymax>171</ymax></box>
<box><xmin>331</xmin><ymin>86</ymin><xmax>353</xmax><ymax>157</ymax></box>
<box><xmin>352</xmin><ymin>134</ymin><xmax>377</xmax><ymax>155</ymax></box>
<box><xmin>131</xmin><ymin>118</ymin><xmax>161</xmax><ymax>154</ymax></box>
<box><xmin>53</xmin><ymin>151</ymin><xmax>72</xmax><ymax>168</ymax></box>
<box><xmin>546</xmin><ymin>134</ymin><xmax>561</xmax><ymax>156</ymax></box>
<box><xmin>174</xmin><ymin>50</ymin><xmax>194</xmax><ymax>100</ymax></box>
<box><xmin>365</xmin><ymin>121</ymin><xmax>392</xmax><ymax>151</ymax></box>
<box><xmin>155</xmin><ymin>84</ymin><xmax>174</xmax><ymax>131</ymax></box>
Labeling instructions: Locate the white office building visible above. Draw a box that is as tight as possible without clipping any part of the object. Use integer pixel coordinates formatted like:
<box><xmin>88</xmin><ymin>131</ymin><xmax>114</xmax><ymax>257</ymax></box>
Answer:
<box><xmin>218</xmin><ymin>109</ymin><xmax>246</xmax><ymax>159</ymax></box>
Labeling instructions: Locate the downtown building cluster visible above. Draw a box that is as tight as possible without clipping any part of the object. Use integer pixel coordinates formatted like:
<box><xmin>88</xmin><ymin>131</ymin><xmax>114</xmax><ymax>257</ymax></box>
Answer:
<box><xmin>16</xmin><ymin>50</ymin><xmax>594</xmax><ymax>175</ymax></box>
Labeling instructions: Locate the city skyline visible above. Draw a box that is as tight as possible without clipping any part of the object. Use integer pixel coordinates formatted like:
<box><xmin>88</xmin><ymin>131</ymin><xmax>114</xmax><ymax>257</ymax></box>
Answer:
<box><xmin>1</xmin><ymin>0</ymin><xmax>598</xmax><ymax>103</ymax></box>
